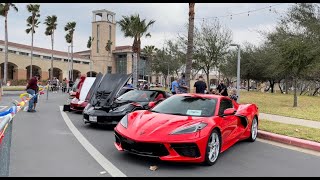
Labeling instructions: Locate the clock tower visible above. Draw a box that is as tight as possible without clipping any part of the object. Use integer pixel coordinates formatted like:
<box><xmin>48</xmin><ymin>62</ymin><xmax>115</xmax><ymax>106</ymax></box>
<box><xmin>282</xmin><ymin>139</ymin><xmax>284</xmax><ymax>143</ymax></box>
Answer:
<box><xmin>91</xmin><ymin>9</ymin><xmax>116</xmax><ymax>74</ymax></box>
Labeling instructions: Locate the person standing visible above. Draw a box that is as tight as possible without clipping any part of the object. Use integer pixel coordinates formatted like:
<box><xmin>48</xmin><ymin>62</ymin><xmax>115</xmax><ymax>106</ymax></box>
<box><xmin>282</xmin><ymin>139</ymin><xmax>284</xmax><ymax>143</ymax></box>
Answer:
<box><xmin>217</xmin><ymin>80</ymin><xmax>228</xmax><ymax>96</ymax></box>
<box><xmin>193</xmin><ymin>75</ymin><xmax>207</xmax><ymax>94</ymax></box>
<box><xmin>171</xmin><ymin>77</ymin><xmax>179</xmax><ymax>95</ymax></box>
<box><xmin>177</xmin><ymin>73</ymin><xmax>189</xmax><ymax>94</ymax></box>
<box><xmin>26</xmin><ymin>74</ymin><xmax>40</xmax><ymax>112</ymax></box>
<box><xmin>62</xmin><ymin>78</ymin><xmax>67</xmax><ymax>93</ymax></box>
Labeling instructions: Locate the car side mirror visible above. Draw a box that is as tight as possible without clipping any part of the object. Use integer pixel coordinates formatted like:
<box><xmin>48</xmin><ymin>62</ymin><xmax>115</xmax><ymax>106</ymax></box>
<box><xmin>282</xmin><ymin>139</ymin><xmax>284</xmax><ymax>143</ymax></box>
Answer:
<box><xmin>148</xmin><ymin>101</ymin><xmax>156</xmax><ymax>109</ymax></box>
<box><xmin>223</xmin><ymin>108</ymin><xmax>237</xmax><ymax>116</ymax></box>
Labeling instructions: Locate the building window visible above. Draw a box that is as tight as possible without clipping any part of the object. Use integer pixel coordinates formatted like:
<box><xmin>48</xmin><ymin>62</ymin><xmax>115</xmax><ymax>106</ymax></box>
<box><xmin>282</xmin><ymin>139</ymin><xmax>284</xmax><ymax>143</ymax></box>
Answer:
<box><xmin>109</xmin><ymin>25</ymin><xmax>112</xmax><ymax>41</ymax></box>
<box><xmin>8</xmin><ymin>50</ymin><xmax>16</xmax><ymax>54</ymax></box>
<box><xmin>107</xmin><ymin>66</ymin><xmax>112</xmax><ymax>74</ymax></box>
<box><xmin>19</xmin><ymin>52</ymin><xmax>29</xmax><ymax>56</ymax></box>
<box><xmin>82</xmin><ymin>62</ymin><xmax>90</xmax><ymax>65</ymax></box>
<box><xmin>116</xmin><ymin>54</ymin><xmax>127</xmax><ymax>74</ymax></box>
<box><xmin>43</xmin><ymin>56</ymin><xmax>51</xmax><ymax>59</ymax></box>
<box><xmin>33</xmin><ymin>54</ymin><xmax>41</xmax><ymax>58</ymax></box>
<box><xmin>53</xmin><ymin>57</ymin><xmax>61</xmax><ymax>61</ymax></box>
<box><xmin>97</xmin><ymin>24</ymin><xmax>100</xmax><ymax>53</ymax></box>
<box><xmin>0</xmin><ymin>48</ymin><xmax>2</xmax><ymax>51</ymax></box>
<box><xmin>74</xmin><ymin>60</ymin><xmax>80</xmax><ymax>64</ymax></box>
<box><xmin>64</xmin><ymin>59</ymin><xmax>69</xmax><ymax>62</ymax></box>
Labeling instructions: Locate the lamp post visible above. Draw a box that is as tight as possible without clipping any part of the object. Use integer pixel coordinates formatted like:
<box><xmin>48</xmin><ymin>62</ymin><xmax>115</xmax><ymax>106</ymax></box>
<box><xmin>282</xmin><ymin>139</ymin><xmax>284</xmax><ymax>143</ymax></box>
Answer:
<box><xmin>230</xmin><ymin>43</ymin><xmax>241</xmax><ymax>102</ymax></box>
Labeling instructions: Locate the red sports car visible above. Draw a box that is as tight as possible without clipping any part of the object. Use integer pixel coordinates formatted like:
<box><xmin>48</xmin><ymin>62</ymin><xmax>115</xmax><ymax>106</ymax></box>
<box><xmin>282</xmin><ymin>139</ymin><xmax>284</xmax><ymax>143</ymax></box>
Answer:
<box><xmin>114</xmin><ymin>93</ymin><xmax>259</xmax><ymax>165</ymax></box>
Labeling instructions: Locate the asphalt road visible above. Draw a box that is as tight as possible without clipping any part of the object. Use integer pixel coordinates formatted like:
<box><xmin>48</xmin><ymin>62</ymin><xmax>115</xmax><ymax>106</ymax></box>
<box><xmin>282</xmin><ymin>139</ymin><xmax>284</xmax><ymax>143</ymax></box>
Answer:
<box><xmin>6</xmin><ymin>92</ymin><xmax>320</xmax><ymax>177</ymax></box>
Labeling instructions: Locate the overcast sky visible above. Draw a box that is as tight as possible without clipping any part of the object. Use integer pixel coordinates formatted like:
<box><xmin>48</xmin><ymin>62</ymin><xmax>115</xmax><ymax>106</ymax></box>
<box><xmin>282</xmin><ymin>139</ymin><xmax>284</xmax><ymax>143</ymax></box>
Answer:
<box><xmin>0</xmin><ymin>3</ymin><xmax>292</xmax><ymax>53</ymax></box>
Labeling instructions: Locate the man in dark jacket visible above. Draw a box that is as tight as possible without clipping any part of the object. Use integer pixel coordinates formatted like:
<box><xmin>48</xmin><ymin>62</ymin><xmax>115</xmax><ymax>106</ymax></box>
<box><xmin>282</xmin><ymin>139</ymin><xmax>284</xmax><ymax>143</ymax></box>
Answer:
<box><xmin>193</xmin><ymin>75</ymin><xmax>207</xmax><ymax>94</ymax></box>
<box><xmin>26</xmin><ymin>74</ymin><xmax>40</xmax><ymax>112</ymax></box>
<box><xmin>217</xmin><ymin>80</ymin><xmax>228</xmax><ymax>96</ymax></box>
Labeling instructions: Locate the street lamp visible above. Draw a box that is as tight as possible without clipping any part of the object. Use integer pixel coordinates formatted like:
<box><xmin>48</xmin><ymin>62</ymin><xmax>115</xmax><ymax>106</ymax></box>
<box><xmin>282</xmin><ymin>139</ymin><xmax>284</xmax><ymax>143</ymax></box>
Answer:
<box><xmin>230</xmin><ymin>43</ymin><xmax>241</xmax><ymax>102</ymax></box>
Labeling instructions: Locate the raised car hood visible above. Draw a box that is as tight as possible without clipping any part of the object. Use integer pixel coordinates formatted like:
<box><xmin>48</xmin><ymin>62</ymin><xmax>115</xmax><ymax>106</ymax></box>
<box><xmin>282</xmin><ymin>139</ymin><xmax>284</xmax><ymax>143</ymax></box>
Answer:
<box><xmin>91</xmin><ymin>73</ymin><xmax>132</xmax><ymax>108</ymax></box>
<box><xmin>79</xmin><ymin>77</ymin><xmax>96</xmax><ymax>101</ymax></box>
<box><xmin>123</xmin><ymin>110</ymin><xmax>209</xmax><ymax>142</ymax></box>
<box><xmin>86</xmin><ymin>73</ymin><xmax>103</xmax><ymax>102</ymax></box>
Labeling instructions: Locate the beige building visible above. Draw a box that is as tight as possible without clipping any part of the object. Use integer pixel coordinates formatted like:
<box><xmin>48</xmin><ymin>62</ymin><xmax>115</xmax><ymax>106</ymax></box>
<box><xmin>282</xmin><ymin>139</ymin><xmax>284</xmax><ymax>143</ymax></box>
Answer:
<box><xmin>0</xmin><ymin>9</ymin><xmax>150</xmax><ymax>83</ymax></box>
<box><xmin>0</xmin><ymin>40</ymin><xmax>91</xmax><ymax>82</ymax></box>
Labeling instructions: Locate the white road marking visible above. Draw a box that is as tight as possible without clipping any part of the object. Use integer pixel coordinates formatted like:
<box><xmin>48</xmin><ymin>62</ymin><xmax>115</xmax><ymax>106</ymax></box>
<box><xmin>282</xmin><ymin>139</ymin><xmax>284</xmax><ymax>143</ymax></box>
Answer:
<box><xmin>0</xmin><ymin>106</ymin><xmax>8</xmax><ymax>111</ymax></box>
<box><xmin>257</xmin><ymin>138</ymin><xmax>320</xmax><ymax>157</ymax></box>
<box><xmin>59</xmin><ymin>106</ymin><xmax>127</xmax><ymax>177</ymax></box>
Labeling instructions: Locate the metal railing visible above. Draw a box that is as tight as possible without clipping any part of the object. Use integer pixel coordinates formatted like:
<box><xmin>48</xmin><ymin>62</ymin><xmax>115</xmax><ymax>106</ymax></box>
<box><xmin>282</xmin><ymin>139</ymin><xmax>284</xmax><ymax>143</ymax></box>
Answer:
<box><xmin>0</xmin><ymin>115</ymin><xmax>13</xmax><ymax>177</ymax></box>
<box><xmin>0</xmin><ymin>89</ymin><xmax>44</xmax><ymax>177</ymax></box>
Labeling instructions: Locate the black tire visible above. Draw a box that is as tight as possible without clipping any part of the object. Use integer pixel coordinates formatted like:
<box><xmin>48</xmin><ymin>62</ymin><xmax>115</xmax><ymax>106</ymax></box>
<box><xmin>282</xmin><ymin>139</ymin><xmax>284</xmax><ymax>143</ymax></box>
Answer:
<box><xmin>63</xmin><ymin>105</ymin><xmax>70</xmax><ymax>112</ymax></box>
<box><xmin>204</xmin><ymin>129</ymin><xmax>221</xmax><ymax>166</ymax></box>
<box><xmin>248</xmin><ymin>116</ymin><xmax>258</xmax><ymax>142</ymax></box>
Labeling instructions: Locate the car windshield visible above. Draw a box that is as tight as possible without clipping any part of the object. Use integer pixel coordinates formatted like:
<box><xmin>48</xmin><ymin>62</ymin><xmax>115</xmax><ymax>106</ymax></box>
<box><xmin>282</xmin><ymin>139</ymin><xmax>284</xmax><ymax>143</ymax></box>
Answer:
<box><xmin>116</xmin><ymin>90</ymin><xmax>158</xmax><ymax>102</ymax></box>
<box><xmin>151</xmin><ymin>95</ymin><xmax>217</xmax><ymax>117</ymax></box>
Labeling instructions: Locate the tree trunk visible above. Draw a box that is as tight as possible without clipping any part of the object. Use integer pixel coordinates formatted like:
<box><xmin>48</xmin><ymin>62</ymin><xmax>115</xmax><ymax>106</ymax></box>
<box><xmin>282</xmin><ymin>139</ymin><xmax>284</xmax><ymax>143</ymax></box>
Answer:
<box><xmin>247</xmin><ymin>78</ymin><xmax>250</xmax><ymax>91</ymax></box>
<box><xmin>30</xmin><ymin>17</ymin><xmax>35</xmax><ymax>79</ymax></box>
<box><xmin>278</xmin><ymin>80</ymin><xmax>284</xmax><ymax>94</ymax></box>
<box><xmin>89</xmin><ymin>49</ymin><xmax>92</xmax><ymax>77</ymax></box>
<box><xmin>313</xmin><ymin>87</ymin><xmax>320</xmax><ymax>96</ymax></box>
<box><xmin>206</xmin><ymin>72</ymin><xmax>210</xmax><ymax>92</ymax></box>
<box><xmin>285</xmin><ymin>77</ymin><xmax>288</xmax><ymax>94</ymax></box>
<box><xmin>3</xmin><ymin>14</ymin><xmax>8</xmax><ymax>85</ymax></box>
<box><xmin>293</xmin><ymin>77</ymin><xmax>298</xmax><ymax>107</ymax></box>
<box><xmin>71</xmin><ymin>38</ymin><xmax>74</xmax><ymax>81</ymax></box>
<box><xmin>269</xmin><ymin>80</ymin><xmax>275</xmax><ymax>93</ymax></box>
<box><xmin>185</xmin><ymin>3</ymin><xmax>195</xmax><ymax>92</ymax></box>
<box><xmin>300</xmin><ymin>81</ymin><xmax>310</xmax><ymax>96</ymax></box>
<box><xmin>50</xmin><ymin>34</ymin><xmax>54</xmax><ymax>83</ymax></box>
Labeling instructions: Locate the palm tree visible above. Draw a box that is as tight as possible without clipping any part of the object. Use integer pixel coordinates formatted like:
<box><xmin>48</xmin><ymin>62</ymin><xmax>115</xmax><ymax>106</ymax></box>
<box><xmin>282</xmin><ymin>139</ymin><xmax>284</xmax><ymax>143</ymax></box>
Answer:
<box><xmin>185</xmin><ymin>3</ymin><xmax>195</xmax><ymax>92</ymax></box>
<box><xmin>65</xmin><ymin>21</ymin><xmax>76</xmax><ymax>81</ymax></box>
<box><xmin>0</xmin><ymin>3</ymin><xmax>18</xmax><ymax>85</ymax></box>
<box><xmin>118</xmin><ymin>14</ymin><xmax>155</xmax><ymax>87</ymax></box>
<box><xmin>87</xmin><ymin>36</ymin><xmax>94</xmax><ymax>77</ymax></box>
<box><xmin>143</xmin><ymin>45</ymin><xmax>158</xmax><ymax>83</ymax></box>
<box><xmin>26</xmin><ymin>4</ymin><xmax>40</xmax><ymax>79</ymax></box>
<box><xmin>44</xmin><ymin>15</ymin><xmax>57</xmax><ymax>100</ymax></box>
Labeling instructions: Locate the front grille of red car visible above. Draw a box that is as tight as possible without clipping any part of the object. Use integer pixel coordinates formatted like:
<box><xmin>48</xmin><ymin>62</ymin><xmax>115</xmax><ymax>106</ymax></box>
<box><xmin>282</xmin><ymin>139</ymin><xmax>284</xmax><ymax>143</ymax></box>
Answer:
<box><xmin>114</xmin><ymin>131</ymin><xmax>169</xmax><ymax>157</ymax></box>
<box><xmin>170</xmin><ymin>143</ymin><xmax>200</xmax><ymax>158</ymax></box>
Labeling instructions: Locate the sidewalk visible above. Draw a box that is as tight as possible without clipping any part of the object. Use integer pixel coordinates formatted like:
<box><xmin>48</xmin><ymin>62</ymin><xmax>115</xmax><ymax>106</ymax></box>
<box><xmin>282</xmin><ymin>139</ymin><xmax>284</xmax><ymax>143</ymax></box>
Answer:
<box><xmin>259</xmin><ymin>113</ymin><xmax>320</xmax><ymax>129</ymax></box>
<box><xmin>258</xmin><ymin>112</ymin><xmax>320</xmax><ymax>152</ymax></box>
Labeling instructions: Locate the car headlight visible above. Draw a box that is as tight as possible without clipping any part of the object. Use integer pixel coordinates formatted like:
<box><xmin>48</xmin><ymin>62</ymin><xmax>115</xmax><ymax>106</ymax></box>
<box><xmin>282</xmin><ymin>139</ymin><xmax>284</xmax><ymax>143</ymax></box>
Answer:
<box><xmin>170</xmin><ymin>122</ymin><xmax>207</xmax><ymax>135</ymax></box>
<box><xmin>120</xmin><ymin>115</ymin><xmax>128</xmax><ymax>128</ymax></box>
<box><xmin>84</xmin><ymin>104</ymin><xmax>90</xmax><ymax>112</ymax></box>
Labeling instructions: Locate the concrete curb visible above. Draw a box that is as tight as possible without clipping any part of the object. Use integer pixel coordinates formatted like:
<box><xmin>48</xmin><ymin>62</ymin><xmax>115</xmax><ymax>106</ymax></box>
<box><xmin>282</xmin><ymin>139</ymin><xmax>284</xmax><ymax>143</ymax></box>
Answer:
<box><xmin>258</xmin><ymin>130</ymin><xmax>320</xmax><ymax>152</ymax></box>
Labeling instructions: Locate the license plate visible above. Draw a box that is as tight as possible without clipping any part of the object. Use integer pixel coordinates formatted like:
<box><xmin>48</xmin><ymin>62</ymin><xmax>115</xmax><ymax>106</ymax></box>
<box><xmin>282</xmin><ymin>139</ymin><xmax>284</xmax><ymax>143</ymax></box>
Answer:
<box><xmin>89</xmin><ymin>116</ymin><xmax>97</xmax><ymax>122</ymax></box>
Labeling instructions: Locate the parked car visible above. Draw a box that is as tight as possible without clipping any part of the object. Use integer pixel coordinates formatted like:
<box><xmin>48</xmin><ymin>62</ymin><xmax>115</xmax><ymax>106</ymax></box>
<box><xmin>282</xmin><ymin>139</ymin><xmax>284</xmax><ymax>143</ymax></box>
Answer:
<box><xmin>69</xmin><ymin>76</ymin><xmax>97</xmax><ymax>112</ymax></box>
<box><xmin>114</xmin><ymin>93</ymin><xmax>259</xmax><ymax>165</ymax></box>
<box><xmin>82</xmin><ymin>73</ymin><xmax>133</xmax><ymax>124</ymax></box>
<box><xmin>68</xmin><ymin>78</ymin><xmax>81</xmax><ymax>99</ymax></box>
<box><xmin>83</xmin><ymin>89</ymin><xmax>169</xmax><ymax>125</ymax></box>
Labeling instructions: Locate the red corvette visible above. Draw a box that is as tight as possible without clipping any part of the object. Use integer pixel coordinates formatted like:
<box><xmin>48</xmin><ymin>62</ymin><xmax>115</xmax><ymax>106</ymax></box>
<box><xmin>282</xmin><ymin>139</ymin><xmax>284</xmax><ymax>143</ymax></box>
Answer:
<box><xmin>114</xmin><ymin>93</ymin><xmax>259</xmax><ymax>165</ymax></box>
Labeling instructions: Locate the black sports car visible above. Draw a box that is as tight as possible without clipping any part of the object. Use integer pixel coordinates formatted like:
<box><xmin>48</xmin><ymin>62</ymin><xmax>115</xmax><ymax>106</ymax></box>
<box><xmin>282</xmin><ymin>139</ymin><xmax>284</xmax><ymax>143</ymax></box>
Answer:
<box><xmin>83</xmin><ymin>73</ymin><xmax>134</xmax><ymax>124</ymax></box>
<box><xmin>83</xmin><ymin>88</ymin><xmax>170</xmax><ymax>125</ymax></box>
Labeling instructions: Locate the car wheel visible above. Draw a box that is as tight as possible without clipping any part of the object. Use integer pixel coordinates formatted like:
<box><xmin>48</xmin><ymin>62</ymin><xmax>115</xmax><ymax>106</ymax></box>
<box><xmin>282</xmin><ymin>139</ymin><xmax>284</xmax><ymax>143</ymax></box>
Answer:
<box><xmin>248</xmin><ymin>117</ymin><xmax>258</xmax><ymax>142</ymax></box>
<box><xmin>204</xmin><ymin>129</ymin><xmax>221</xmax><ymax>166</ymax></box>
